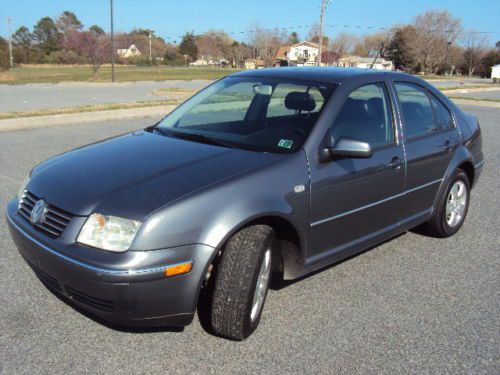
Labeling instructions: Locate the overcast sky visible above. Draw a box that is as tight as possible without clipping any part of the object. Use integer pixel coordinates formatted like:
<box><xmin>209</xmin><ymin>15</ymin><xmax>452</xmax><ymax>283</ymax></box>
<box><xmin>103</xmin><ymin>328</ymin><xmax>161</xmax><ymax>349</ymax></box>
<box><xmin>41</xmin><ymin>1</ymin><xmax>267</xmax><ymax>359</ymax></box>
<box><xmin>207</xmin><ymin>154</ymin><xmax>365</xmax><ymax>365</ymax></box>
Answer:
<box><xmin>1</xmin><ymin>0</ymin><xmax>499</xmax><ymax>45</ymax></box>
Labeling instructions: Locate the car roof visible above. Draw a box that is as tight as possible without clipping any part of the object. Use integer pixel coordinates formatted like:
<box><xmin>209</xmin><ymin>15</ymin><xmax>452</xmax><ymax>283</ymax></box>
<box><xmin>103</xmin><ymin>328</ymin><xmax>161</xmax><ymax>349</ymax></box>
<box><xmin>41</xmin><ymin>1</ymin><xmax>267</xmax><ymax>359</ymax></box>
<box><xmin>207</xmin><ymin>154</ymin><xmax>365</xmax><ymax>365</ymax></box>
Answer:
<box><xmin>231</xmin><ymin>67</ymin><xmax>412</xmax><ymax>85</ymax></box>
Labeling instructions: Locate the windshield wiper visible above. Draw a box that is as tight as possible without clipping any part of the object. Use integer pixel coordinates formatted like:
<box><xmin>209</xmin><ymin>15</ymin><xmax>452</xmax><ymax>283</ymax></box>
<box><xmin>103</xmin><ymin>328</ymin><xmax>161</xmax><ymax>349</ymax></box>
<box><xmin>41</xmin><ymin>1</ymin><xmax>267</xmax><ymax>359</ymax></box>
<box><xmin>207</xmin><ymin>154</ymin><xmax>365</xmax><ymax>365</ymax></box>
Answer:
<box><xmin>154</xmin><ymin>128</ymin><xmax>235</xmax><ymax>149</ymax></box>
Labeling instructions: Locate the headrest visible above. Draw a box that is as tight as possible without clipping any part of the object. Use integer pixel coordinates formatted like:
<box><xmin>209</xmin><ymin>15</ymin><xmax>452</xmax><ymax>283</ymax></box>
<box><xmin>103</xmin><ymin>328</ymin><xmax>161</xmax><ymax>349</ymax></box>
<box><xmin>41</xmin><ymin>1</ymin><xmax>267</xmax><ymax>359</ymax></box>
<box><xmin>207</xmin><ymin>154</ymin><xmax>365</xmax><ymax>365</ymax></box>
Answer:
<box><xmin>284</xmin><ymin>92</ymin><xmax>316</xmax><ymax>112</ymax></box>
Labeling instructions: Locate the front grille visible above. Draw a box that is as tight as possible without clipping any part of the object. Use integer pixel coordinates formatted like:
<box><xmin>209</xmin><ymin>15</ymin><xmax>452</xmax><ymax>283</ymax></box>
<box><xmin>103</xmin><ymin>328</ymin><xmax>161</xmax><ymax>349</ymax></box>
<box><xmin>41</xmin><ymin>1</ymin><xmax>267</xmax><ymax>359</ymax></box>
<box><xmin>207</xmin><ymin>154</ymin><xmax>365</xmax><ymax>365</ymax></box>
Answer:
<box><xmin>18</xmin><ymin>190</ymin><xmax>72</xmax><ymax>237</ymax></box>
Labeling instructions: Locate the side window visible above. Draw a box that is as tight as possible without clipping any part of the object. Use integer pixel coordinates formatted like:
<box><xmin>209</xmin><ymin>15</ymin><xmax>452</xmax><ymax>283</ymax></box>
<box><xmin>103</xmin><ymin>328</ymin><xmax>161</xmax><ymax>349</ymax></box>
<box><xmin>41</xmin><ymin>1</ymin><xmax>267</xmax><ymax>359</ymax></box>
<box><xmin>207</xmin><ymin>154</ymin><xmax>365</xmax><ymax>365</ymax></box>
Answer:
<box><xmin>430</xmin><ymin>94</ymin><xmax>454</xmax><ymax>130</ymax></box>
<box><xmin>394</xmin><ymin>83</ymin><xmax>436</xmax><ymax>139</ymax></box>
<box><xmin>266</xmin><ymin>84</ymin><xmax>324</xmax><ymax>118</ymax></box>
<box><xmin>332</xmin><ymin>83</ymin><xmax>394</xmax><ymax>148</ymax></box>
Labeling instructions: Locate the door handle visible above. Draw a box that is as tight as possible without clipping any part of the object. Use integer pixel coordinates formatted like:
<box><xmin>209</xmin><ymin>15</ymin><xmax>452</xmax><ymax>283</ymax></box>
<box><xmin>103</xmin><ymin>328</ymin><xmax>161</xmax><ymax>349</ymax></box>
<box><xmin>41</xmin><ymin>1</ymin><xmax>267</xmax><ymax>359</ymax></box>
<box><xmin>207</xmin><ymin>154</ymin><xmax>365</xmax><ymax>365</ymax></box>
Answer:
<box><xmin>443</xmin><ymin>140</ymin><xmax>457</xmax><ymax>152</ymax></box>
<box><xmin>388</xmin><ymin>157</ymin><xmax>403</xmax><ymax>169</ymax></box>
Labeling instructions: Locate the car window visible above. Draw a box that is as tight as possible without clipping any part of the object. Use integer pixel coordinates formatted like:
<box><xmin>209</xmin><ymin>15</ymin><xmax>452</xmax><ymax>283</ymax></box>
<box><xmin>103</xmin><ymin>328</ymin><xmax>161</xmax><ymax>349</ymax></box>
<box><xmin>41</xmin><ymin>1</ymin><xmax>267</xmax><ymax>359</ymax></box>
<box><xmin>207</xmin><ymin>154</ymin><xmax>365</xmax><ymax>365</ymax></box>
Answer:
<box><xmin>429</xmin><ymin>94</ymin><xmax>454</xmax><ymax>130</ymax></box>
<box><xmin>331</xmin><ymin>83</ymin><xmax>394</xmax><ymax>148</ymax></box>
<box><xmin>267</xmin><ymin>84</ymin><xmax>324</xmax><ymax>117</ymax></box>
<box><xmin>178</xmin><ymin>82</ymin><xmax>256</xmax><ymax>127</ymax></box>
<box><xmin>394</xmin><ymin>83</ymin><xmax>436</xmax><ymax>139</ymax></box>
<box><xmin>157</xmin><ymin>77</ymin><xmax>336</xmax><ymax>154</ymax></box>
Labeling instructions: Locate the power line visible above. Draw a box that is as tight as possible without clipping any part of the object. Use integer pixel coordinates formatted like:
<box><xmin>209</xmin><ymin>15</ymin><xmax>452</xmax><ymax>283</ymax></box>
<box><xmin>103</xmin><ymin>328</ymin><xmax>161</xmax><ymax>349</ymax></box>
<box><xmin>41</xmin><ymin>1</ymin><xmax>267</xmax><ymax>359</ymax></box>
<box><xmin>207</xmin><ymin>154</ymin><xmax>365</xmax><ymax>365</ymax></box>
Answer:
<box><xmin>160</xmin><ymin>23</ymin><xmax>500</xmax><ymax>42</ymax></box>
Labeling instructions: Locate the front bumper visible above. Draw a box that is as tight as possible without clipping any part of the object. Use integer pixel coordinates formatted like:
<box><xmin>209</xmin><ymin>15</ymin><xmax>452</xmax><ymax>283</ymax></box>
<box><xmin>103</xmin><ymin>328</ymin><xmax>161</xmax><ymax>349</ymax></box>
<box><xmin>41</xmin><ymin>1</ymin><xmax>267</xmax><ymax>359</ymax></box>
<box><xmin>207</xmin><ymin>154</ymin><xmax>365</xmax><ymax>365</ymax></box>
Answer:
<box><xmin>5</xmin><ymin>199</ymin><xmax>216</xmax><ymax>327</ymax></box>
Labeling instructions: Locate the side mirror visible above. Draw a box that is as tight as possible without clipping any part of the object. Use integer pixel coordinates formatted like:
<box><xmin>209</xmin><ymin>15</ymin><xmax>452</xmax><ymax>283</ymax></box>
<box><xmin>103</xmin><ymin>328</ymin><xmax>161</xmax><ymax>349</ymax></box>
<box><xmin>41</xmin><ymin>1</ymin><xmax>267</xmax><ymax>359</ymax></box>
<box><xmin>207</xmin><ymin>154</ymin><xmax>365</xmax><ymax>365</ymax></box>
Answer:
<box><xmin>319</xmin><ymin>131</ymin><xmax>373</xmax><ymax>163</ymax></box>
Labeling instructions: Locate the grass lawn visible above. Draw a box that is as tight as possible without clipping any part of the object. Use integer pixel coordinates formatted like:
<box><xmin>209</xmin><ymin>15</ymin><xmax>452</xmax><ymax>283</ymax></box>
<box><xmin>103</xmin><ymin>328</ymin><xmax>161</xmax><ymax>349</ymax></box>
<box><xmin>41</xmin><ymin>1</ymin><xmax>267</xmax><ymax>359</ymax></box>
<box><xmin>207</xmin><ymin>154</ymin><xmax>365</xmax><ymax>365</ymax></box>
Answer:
<box><xmin>0</xmin><ymin>65</ymin><xmax>242</xmax><ymax>84</ymax></box>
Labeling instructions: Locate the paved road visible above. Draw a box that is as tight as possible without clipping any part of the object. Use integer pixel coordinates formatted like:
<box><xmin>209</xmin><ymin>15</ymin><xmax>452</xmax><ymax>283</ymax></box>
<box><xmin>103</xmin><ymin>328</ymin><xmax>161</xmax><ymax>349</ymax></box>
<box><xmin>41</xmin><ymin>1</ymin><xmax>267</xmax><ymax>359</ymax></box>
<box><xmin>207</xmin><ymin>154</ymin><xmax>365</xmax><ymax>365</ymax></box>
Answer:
<box><xmin>0</xmin><ymin>104</ymin><xmax>498</xmax><ymax>374</ymax></box>
<box><xmin>0</xmin><ymin>80</ymin><xmax>212</xmax><ymax>112</ymax></box>
<box><xmin>0</xmin><ymin>77</ymin><xmax>493</xmax><ymax>113</ymax></box>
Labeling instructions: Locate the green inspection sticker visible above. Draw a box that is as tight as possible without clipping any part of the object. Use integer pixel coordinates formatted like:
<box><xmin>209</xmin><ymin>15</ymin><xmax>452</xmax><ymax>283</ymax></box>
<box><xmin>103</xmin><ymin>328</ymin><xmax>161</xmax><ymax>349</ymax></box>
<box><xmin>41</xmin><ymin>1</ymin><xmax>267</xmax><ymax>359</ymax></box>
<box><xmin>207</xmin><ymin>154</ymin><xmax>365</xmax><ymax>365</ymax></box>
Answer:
<box><xmin>278</xmin><ymin>139</ymin><xmax>294</xmax><ymax>149</ymax></box>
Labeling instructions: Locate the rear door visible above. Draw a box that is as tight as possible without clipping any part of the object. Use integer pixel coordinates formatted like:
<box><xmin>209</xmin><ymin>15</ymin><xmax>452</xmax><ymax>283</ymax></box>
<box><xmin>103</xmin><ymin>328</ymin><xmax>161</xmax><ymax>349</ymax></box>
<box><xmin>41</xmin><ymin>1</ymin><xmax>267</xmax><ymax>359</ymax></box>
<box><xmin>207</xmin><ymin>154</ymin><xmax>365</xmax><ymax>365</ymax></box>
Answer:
<box><xmin>393</xmin><ymin>81</ymin><xmax>460</xmax><ymax>219</ymax></box>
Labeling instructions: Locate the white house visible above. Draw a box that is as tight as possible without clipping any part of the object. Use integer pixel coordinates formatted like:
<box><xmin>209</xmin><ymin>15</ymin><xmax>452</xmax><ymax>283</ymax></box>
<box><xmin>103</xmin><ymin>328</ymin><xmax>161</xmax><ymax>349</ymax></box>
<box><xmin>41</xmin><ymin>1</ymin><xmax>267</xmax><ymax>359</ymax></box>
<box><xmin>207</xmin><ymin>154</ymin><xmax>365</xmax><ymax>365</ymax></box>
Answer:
<box><xmin>337</xmin><ymin>56</ymin><xmax>394</xmax><ymax>71</ymax></box>
<box><xmin>492</xmin><ymin>64</ymin><xmax>500</xmax><ymax>83</ymax></box>
<box><xmin>288</xmin><ymin>41</ymin><xmax>320</xmax><ymax>66</ymax></box>
<box><xmin>116</xmin><ymin>44</ymin><xmax>141</xmax><ymax>58</ymax></box>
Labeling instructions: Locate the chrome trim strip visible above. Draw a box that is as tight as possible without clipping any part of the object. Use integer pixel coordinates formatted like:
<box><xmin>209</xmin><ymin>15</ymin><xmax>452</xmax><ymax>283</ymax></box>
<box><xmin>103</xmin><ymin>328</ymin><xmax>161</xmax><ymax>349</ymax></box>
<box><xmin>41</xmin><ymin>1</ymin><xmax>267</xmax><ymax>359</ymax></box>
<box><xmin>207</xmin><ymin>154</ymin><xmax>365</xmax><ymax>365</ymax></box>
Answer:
<box><xmin>6</xmin><ymin>211</ymin><xmax>192</xmax><ymax>275</ymax></box>
<box><xmin>474</xmin><ymin>160</ymin><xmax>485</xmax><ymax>169</ymax></box>
<box><xmin>311</xmin><ymin>178</ymin><xmax>443</xmax><ymax>227</ymax></box>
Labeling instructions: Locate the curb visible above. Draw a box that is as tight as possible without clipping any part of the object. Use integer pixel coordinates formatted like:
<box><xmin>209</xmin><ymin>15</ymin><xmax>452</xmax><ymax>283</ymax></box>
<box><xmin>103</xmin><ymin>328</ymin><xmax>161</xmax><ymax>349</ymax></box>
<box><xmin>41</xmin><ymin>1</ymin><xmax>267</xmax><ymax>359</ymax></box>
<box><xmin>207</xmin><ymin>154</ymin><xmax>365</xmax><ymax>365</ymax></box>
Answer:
<box><xmin>0</xmin><ymin>105</ymin><xmax>177</xmax><ymax>132</ymax></box>
<box><xmin>451</xmin><ymin>99</ymin><xmax>500</xmax><ymax>109</ymax></box>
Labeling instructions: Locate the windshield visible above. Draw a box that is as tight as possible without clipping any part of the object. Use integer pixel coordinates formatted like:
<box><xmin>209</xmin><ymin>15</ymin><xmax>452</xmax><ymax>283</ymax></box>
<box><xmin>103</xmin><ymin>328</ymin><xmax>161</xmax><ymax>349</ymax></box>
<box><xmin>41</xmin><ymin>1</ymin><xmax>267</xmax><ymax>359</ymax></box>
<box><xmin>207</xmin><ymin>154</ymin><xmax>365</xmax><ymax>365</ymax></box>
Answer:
<box><xmin>156</xmin><ymin>76</ymin><xmax>336</xmax><ymax>153</ymax></box>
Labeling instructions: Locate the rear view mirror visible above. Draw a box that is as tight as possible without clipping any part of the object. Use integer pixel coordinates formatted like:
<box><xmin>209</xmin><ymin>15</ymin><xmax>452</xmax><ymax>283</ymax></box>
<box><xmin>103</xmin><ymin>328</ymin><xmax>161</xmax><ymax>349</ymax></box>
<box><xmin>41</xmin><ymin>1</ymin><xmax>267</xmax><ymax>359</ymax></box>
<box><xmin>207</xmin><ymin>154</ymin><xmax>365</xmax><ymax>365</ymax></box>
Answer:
<box><xmin>253</xmin><ymin>84</ymin><xmax>272</xmax><ymax>96</ymax></box>
<box><xmin>319</xmin><ymin>130</ymin><xmax>373</xmax><ymax>163</ymax></box>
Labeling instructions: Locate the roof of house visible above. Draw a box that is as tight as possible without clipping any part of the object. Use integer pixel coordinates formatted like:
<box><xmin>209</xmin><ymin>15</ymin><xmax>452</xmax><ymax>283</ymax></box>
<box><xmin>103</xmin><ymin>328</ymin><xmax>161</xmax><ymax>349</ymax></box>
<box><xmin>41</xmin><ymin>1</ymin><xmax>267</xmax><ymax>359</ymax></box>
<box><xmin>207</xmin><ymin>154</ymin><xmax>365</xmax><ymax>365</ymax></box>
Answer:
<box><xmin>275</xmin><ymin>46</ymin><xmax>291</xmax><ymax>60</ymax></box>
<box><xmin>245</xmin><ymin>59</ymin><xmax>266</xmax><ymax>66</ymax></box>
<box><xmin>291</xmin><ymin>41</ymin><xmax>320</xmax><ymax>49</ymax></box>
<box><xmin>340</xmin><ymin>55</ymin><xmax>392</xmax><ymax>64</ymax></box>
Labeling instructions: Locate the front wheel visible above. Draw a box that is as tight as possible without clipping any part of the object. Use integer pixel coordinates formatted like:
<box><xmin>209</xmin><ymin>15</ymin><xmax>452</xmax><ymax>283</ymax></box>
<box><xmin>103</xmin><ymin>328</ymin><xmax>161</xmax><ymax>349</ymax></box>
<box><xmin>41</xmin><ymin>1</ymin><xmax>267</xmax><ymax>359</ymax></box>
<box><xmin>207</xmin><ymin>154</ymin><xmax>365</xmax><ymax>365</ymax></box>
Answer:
<box><xmin>210</xmin><ymin>225</ymin><xmax>274</xmax><ymax>340</ymax></box>
<box><xmin>426</xmin><ymin>169</ymin><xmax>470</xmax><ymax>237</ymax></box>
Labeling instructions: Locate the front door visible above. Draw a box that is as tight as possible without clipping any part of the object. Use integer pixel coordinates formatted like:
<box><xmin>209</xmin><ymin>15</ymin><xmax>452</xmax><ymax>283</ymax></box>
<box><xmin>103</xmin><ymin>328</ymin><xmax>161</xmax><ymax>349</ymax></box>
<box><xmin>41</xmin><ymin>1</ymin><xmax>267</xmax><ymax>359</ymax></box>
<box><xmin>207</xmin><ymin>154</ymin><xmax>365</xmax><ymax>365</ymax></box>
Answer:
<box><xmin>307</xmin><ymin>82</ymin><xmax>405</xmax><ymax>268</ymax></box>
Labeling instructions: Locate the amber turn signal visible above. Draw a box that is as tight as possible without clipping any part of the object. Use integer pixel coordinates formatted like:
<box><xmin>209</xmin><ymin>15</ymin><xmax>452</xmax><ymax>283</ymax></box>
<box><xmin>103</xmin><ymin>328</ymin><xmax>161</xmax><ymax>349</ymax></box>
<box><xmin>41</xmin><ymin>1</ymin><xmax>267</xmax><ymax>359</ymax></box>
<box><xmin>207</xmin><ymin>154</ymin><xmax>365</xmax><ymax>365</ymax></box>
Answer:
<box><xmin>164</xmin><ymin>262</ymin><xmax>193</xmax><ymax>277</ymax></box>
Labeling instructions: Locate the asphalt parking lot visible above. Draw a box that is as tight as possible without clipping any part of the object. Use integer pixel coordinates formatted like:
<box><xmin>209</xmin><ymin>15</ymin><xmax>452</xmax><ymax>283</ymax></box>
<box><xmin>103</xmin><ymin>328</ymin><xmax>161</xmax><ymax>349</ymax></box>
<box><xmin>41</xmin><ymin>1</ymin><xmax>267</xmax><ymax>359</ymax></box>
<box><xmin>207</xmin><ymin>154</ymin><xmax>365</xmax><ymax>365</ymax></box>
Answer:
<box><xmin>0</xmin><ymin>104</ymin><xmax>498</xmax><ymax>374</ymax></box>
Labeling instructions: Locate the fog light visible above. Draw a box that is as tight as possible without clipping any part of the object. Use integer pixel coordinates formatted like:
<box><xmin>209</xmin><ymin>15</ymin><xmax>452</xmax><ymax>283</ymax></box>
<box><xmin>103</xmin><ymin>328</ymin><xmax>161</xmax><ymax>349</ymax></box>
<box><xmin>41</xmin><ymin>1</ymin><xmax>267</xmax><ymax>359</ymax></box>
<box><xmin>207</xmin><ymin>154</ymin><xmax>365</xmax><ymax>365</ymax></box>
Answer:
<box><xmin>165</xmin><ymin>262</ymin><xmax>193</xmax><ymax>277</ymax></box>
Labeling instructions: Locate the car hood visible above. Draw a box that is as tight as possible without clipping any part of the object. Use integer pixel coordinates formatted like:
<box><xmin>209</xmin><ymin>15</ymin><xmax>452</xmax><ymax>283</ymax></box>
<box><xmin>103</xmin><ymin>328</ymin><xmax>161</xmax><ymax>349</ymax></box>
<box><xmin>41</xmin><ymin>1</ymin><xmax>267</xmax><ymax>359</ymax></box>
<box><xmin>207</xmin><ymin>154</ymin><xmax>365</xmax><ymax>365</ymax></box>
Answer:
<box><xmin>29</xmin><ymin>130</ymin><xmax>283</xmax><ymax>221</ymax></box>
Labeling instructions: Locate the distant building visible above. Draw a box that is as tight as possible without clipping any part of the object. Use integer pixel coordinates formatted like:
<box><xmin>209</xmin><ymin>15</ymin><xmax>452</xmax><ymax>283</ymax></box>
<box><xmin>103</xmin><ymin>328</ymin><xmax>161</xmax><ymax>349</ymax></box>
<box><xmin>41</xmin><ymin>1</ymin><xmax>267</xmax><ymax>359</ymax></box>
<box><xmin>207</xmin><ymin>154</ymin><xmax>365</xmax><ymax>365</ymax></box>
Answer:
<box><xmin>190</xmin><ymin>56</ymin><xmax>229</xmax><ymax>67</ymax></box>
<box><xmin>274</xmin><ymin>46</ymin><xmax>291</xmax><ymax>67</ymax></box>
<box><xmin>337</xmin><ymin>55</ymin><xmax>394</xmax><ymax>71</ymax></box>
<box><xmin>274</xmin><ymin>41</ymin><xmax>321</xmax><ymax>67</ymax></box>
<box><xmin>116</xmin><ymin>44</ymin><xmax>141</xmax><ymax>58</ymax></box>
<box><xmin>289</xmin><ymin>41</ymin><xmax>320</xmax><ymax>66</ymax></box>
<box><xmin>245</xmin><ymin>59</ymin><xmax>266</xmax><ymax>69</ymax></box>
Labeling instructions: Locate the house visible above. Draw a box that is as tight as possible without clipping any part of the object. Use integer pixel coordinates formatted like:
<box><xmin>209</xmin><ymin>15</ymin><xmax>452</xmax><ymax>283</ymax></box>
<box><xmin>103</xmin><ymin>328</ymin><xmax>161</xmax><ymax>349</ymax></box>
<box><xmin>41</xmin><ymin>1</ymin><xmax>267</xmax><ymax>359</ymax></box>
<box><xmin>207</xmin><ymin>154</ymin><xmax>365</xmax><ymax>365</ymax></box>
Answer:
<box><xmin>274</xmin><ymin>46</ymin><xmax>291</xmax><ymax>67</ymax></box>
<box><xmin>245</xmin><ymin>59</ymin><xmax>266</xmax><ymax>69</ymax></box>
<box><xmin>337</xmin><ymin>55</ymin><xmax>394</xmax><ymax>71</ymax></box>
<box><xmin>116</xmin><ymin>44</ymin><xmax>141</xmax><ymax>58</ymax></box>
<box><xmin>492</xmin><ymin>64</ymin><xmax>500</xmax><ymax>83</ymax></box>
<box><xmin>288</xmin><ymin>41</ymin><xmax>320</xmax><ymax>66</ymax></box>
<box><xmin>190</xmin><ymin>56</ymin><xmax>230</xmax><ymax>67</ymax></box>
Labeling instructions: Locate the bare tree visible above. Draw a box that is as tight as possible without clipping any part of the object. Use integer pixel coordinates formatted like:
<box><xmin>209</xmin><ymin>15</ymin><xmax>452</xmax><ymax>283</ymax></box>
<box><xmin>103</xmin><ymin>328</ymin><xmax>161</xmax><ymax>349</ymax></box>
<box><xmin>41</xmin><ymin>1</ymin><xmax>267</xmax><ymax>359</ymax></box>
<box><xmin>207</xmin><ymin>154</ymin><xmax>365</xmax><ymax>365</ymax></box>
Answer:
<box><xmin>247</xmin><ymin>23</ymin><xmax>286</xmax><ymax>66</ymax></box>
<box><xmin>329</xmin><ymin>32</ymin><xmax>357</xmax><ymax>58</ymax></box>
<box><xmin>462</xmin><ymin>31</ymin><xmax>489</xmax><ymax>77</ymax></box>
<box><xmin>412</xmin><ymin>10</ymin><xmax>463</xmax><ymax>74</ymax></box>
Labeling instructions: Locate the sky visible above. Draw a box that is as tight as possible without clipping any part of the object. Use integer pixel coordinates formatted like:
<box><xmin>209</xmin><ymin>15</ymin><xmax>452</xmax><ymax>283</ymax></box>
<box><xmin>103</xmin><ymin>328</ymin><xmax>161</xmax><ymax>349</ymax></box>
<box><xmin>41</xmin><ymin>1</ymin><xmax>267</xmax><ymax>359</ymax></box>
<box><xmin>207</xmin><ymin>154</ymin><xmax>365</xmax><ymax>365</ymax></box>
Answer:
<box><xmin>1</xmin><ymin>0</ymin><xmax>499</xmax><ymax>45</ymax></box>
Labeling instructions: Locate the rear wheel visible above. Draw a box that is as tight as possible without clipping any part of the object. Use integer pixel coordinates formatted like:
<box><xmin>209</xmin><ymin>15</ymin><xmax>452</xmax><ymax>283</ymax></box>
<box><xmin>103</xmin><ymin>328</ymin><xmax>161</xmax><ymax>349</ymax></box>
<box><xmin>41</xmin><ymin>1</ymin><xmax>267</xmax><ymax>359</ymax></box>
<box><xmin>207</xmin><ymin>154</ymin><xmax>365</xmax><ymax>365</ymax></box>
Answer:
<box><xmin>210</xmin><ymin>225</ymin><xmax>274</xmax><ymax>340</ymax></box>
<box><xmin>426</xmin><ymin>169</ymin><xmax>470</xmax><ymax>237</ymax></box>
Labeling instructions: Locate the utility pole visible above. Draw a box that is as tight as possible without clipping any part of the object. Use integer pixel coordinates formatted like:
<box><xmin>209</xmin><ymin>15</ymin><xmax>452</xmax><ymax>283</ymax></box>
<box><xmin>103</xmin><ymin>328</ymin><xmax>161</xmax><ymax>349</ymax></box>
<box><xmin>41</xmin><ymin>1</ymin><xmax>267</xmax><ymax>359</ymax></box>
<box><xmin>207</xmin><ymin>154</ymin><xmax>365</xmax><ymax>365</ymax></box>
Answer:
<box><xmin>444</xmin><ymin>40</ymin><xmax>452</xmax><ymax>76</ymax></box>
<box><xmin>317</xmin><ymin>0</ymin><xmax>331</xmax><ymax>66</ymax></box>
<box><xmin>7</xmin><ymin>17</ymin><xmax>13</xmax><ymax>68</ymax></box>
<box><xmin>149</xmin><ymin>32</ymin><xmax>152</xmax><ymax>63</ymax></box>
<box><xmin>110</xmin><ymin>0</ymin><xmax>115</xmax><ymax>82</ymax></box>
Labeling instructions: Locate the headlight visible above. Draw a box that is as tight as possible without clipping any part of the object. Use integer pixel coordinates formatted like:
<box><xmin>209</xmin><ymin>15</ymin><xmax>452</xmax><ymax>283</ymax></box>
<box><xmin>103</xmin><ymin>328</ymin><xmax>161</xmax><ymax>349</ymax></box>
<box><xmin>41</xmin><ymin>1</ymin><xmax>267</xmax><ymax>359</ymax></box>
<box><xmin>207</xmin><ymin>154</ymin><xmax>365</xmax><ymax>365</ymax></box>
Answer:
<box><xmin>77</xmin><ymin>213</ymin><xmax>142</xmax><ymax>252</ymax></box>
<box><xmin>17</xmin><ymin>175</ymin><xmax>30</xmax><ymax>205</ymax></box>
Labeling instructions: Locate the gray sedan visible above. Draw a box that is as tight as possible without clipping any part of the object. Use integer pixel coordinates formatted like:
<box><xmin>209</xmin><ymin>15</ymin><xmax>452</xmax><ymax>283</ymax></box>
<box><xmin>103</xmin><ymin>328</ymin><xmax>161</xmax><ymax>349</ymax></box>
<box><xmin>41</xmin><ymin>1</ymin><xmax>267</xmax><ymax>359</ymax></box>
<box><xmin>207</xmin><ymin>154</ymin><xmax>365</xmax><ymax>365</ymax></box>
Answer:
<box><xmin>6</xmin><ymin>68</ymin><xmax>484</xmax><ymax>340</ymax></box>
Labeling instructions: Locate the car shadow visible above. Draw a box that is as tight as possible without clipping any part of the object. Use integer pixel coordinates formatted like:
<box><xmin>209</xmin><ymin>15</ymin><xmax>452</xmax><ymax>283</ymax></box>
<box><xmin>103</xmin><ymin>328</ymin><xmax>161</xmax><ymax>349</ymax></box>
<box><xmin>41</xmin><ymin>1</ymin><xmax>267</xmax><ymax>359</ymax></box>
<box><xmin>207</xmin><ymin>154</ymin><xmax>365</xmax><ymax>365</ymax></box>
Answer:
<box><xmin>269</xmin><ymin>231</ymin><xmax>407</xmax><ymax>291</ymax></box>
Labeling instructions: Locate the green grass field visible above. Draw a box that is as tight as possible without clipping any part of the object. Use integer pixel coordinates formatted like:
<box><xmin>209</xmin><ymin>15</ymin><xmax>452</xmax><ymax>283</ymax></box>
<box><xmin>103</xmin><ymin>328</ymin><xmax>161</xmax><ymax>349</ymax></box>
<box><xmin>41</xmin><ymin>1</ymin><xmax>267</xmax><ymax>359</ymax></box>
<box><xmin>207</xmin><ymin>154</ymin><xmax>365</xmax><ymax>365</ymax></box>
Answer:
<box><xmin>0</xmin><ymin>65</ymin><xmax>242</xmax><ymax>84</ymax></box>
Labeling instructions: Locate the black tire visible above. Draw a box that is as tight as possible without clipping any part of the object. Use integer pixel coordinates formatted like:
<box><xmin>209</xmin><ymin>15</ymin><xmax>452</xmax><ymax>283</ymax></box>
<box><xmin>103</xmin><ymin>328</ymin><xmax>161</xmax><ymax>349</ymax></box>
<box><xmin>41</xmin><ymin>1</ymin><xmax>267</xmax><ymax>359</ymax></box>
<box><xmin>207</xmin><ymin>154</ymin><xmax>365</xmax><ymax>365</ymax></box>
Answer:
<box><xmin>210</xmin><ymin>225</ymin><xmax>274</xmax><ymax>340</ymax></box>
<box><xmin>425</xmin><ymin>169</ymin><xmax>470</xmax><ymax>238</ymax></box>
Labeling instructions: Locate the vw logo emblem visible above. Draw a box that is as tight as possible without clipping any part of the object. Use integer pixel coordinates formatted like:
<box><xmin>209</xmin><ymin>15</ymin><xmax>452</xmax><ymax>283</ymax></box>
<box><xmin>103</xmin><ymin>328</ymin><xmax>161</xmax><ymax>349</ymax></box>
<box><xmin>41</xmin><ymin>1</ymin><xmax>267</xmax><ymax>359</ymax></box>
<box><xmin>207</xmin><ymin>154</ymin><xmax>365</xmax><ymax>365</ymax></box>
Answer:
<box><xmin>30</xmin><ymin>199</ymin><xmax>47</xmax><ymax>224</ymax></box>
